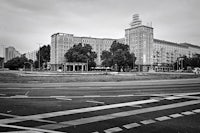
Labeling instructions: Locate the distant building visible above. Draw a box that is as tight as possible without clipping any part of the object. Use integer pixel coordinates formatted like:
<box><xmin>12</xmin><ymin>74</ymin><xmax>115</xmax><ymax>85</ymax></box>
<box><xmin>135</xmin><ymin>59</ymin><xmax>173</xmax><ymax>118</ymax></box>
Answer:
<box><xmin>125</xmin><ymin>14</ymin><xmax>154</xmax><ymax>70</ymax></box>
<box><xmin>4</xmin><ymin>46</ymin><xmax>21</xmax><ymax>62</ymax></box>
<box><xmin>25</xmin><ymin>50</ymin><xmax>37</xmax><ymax>61</ymax></box>
<box><xmin>125</xmin><ymin>14</ymin><xmax>200</xmax><ymax>71</ymax></box>
<box><xmin>50</xmin><ymin>14</ymin><xmax>200</xmax><ymax>71</ymax></box>
<box><xmin>50</xmin><ymin>33</ymin><xmax>120</xmax><ymax>71</ymax></box>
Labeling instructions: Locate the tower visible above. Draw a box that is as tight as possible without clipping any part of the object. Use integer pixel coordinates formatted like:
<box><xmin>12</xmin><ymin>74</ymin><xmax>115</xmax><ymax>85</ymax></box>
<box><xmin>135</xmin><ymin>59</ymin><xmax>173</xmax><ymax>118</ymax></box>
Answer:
<box><xmin>125</xmin><ymin>14</ymin><xmax>154</xmax><ymax>71</ymax></box>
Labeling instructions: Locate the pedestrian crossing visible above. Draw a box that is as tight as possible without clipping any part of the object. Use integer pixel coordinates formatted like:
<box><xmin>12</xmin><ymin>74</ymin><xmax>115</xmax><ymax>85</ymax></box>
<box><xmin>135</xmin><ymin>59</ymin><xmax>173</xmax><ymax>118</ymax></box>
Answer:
<box><xmin>0</xmin><ymin>92</ymin><xmax>200</xmax><ymax>133</ymax></box>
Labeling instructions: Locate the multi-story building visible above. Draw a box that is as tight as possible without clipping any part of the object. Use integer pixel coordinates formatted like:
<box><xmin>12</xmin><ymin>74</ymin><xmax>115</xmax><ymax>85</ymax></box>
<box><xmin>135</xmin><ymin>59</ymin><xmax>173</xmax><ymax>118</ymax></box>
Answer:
<box><xmin>25</xmin><ymin>50</ymin><xmax>37</xmax><ymax>61</ymax></box>
<box><xmin>125</xmin><ymin>14</ymin><xmax>154</xmax><ymax>71</ymax></box>
<box><xmin>50</xmin><ymin>33</ymin><xmax>117</xmax><ymax>71</ymax></box>
<box><xmin>4</xmin><ymin>46</ymin><xmax>21</xmax><ymax>62</ymax></box>
<box><xmin>125</xmin><ymin>14</ymin><xmax>200</xmax><ymax>71</ymax></box>
<box><xmin>50</xmin><ymin>14</ymin><xmax>200</xmax><ymax>71</ymax></box>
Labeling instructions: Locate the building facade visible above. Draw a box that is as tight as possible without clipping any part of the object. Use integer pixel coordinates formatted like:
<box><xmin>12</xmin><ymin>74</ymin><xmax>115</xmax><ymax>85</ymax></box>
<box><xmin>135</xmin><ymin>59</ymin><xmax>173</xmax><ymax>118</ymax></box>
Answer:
<box><xmin>125</xmin><ymin>14</ymin><xmax>154</xmax><ymax>71</ymax></box>
<box><xmin>4</xmin><ymin>46</ymin><xmax>21</xmax><ymax>62</ymax></box>
<box><xmin>125</xmin><ymin>14</ymin><xmax>200</xmax><ymax>71</ymax></box>
<box><xmin>50</xmin><ymin>33</ymin><xmax>117</xmax><ymax>71</ymax></box>
<box><xmin>25</xmin><ymin>50</ymin><xmax>37</xmax><ymax>61</ymax></box>
<box><xmin>50</xmin><ymin>14</ymin><xmax>200</xmax><ymax>71</ymax></box>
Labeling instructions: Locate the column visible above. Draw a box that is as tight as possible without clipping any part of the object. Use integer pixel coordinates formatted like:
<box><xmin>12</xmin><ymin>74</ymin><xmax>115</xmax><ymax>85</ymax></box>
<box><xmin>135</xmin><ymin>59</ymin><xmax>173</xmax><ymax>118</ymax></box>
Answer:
<box><xmin>73</xmin><ymin>64</ymin><xmax>75</xmax><ymax>71</ymax></box>
<box><xmin>81</xmin><ymin>64</ymin><xmax>84</xmax><ymax>72</ymax></box>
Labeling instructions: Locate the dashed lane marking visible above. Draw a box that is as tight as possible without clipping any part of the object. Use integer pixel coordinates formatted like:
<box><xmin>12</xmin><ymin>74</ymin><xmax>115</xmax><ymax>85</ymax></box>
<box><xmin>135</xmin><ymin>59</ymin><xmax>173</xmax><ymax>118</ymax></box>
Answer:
<box><xmin>155</xmin><ymin>116</ymin><xmax>171</xmax><ymax>121</ymax></box>
<box><xmin>83</xmin><ymin>95</ymin><xmax>101</xmax><ymax>97</ymax></box>
<box><xmin>169</xmin><ymin>113</ymin><xmax>183</xmax><ymax>118</ymax></box>
<box><xmin>181</xmin><ymin>111</ymin><xmax>195</xmax><ymax>115</ymax></box>
<box><xmin>50</xmin><ymin>96</ymin><xmax>66</xmax><ymax>98</ymax></box>
<box><xmin>123</xmin><ymin>123</ymin><xmax>141</xmax><ymax>129</ymax></box>
<box><xmin>164</xmin><ymin>96</ymin><xmax>181</xmax><ymax>100</ymax></box>
<box><xmin>192</xmin><ymin>109</ymin><xmax>200</xmax><ymax>113</ymax></box>
<box><xmin>86</xmin><ymin>100</ymin><xmax>105</xmax><ymax>104</ymax></box>
<box><xmin>56</xmin><ymin>98</ymin><xmax>72</xmax><ymax>101</ymax></box>
<box><xmin>117</xmin><ymin>94</ymin><xmax>134</xmax><ymax>97</ymax></box>
<box><xmin>104</xmin><ymin>127</ymin><xmax>123</xmax><ymax>133</ymax></box>
<box><xmin>140</xmin><ymin>119</ymin><xmax>156</xmax><ymax>125</ymax></box>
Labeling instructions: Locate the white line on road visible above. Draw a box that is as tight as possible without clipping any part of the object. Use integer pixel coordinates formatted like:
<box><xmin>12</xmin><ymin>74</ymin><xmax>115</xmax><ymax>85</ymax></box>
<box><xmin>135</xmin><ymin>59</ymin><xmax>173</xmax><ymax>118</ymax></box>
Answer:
<box><xmin>140</xmin><ymin>119</ymin><xmax>156</xmax><ymax>125</ymax></box>
<box><xmin>155</xmin><ymin>116</ymin><xmax>171</xmax><ymax>121</ymax></box>
<box><xmin>0</xmin><ymin>99</ymin><xmax>159</xmax><ymax>124</ymax></box>
<box><xmin>104</xmin><ymin>127</ymin><xmax>123</xmax><ymax>133</ymax></box>
<box><xmin>0</xmin><ymin>124</ymin><xmax>65</xmax><ymax>133</ymax></box>
<box><xmin>181</xmin><ymin>111</ymin><xmax>195</xmax><ymax>115</ymax></box>
<box><xmin>86</xmin><ymin>100</ymin><xmax>105</xmax><ymax>104</ymax></box>
<box><xmin>169</xmin><ymin>113</ymin><xmax>183</xmax><ymax>118</ymax></box>
<box><xmin>56</xmin><ymin>98</ymin><xmax>72</xmax><ymax>101</ymax></box>
<box><xmin>123</xmin><ymin>123</ymin><xmax>141</xmax><ymax>129</ymax></box>
<box><xmin>83</xmin><ymin>95</ymin><xmax>101</xmax><ymax>97</ymax></box>
<box><xmin>192</xmin><ymin>109</ymin><xmax>200</xmax><ymax>113</ymax></box>
<box><xmin>38</xmin><ymin>100</ymin><xmax>200</xmax><ymax>130</ymax></box>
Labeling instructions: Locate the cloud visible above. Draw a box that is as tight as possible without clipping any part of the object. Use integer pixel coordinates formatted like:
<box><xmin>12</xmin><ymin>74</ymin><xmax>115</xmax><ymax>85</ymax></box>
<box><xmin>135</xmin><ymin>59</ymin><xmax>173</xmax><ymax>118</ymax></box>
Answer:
<box><xmin>0</xmin><ymin>0</ymin><xmax>199</xmax><ymax>54</ymax></box>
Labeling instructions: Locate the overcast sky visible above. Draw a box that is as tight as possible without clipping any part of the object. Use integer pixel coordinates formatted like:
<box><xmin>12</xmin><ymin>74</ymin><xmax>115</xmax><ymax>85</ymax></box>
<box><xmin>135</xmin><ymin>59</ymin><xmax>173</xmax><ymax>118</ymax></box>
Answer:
<box><xmin>0</xmin><ymin>0</ymin><xmax>200</xmax><ymax>56</ymax></box>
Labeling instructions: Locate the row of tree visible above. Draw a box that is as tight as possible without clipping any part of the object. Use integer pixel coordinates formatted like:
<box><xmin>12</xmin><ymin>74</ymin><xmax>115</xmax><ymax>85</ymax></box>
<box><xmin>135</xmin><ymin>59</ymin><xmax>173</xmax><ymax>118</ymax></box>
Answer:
<box><xmin>64</xmin><ymin>41</ymin><xmax>136</xmax><ymax>72</ymax></box>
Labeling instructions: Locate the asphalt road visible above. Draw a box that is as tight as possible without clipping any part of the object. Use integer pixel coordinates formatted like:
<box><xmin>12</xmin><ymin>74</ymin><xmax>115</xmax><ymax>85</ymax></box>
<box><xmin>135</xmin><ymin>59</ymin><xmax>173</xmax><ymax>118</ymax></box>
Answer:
<box><xmin>0</xmin><ymin>78</ymin><xmax>200</xmax><ymax>133</ymax></box>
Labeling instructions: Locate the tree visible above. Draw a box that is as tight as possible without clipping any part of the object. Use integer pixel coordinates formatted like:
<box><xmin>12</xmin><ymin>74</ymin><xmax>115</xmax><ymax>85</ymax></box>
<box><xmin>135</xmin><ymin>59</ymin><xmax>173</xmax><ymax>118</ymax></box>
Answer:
<box><xmin>64</xmin><ymin>43</ymin><xmax>97</xmax><ymax>69</ymax></box>
<box><xmin>101</xmin><ymin>51</ymin><xmax>112</xmax><ymax>67</ymax></box>
<box><xmin>36</xmin><ymin>45</ymin><xmax>50</xmax><ymax>69</ymax></box>
<box><xmin>101</xmin><ymin>41</ymin><xmax>136</xmax><ymax>72</ymax></box>
<box><xmin>4</xmin><ymin>56</ymin><xmax>28</xmax><ymax>70</ymax></box>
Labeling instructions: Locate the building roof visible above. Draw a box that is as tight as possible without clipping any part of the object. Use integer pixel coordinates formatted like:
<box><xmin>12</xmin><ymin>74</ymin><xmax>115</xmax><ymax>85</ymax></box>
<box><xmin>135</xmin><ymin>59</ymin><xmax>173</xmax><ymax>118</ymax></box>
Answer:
<box><xmin>154</xmin><ymin>39</ymin><xmax>188</xmax><ymax>48</ymax></box>
<box><xmin>180</xmin><ymin>43</ymin><xmax>200</xmax><ymax>49</ymax></box>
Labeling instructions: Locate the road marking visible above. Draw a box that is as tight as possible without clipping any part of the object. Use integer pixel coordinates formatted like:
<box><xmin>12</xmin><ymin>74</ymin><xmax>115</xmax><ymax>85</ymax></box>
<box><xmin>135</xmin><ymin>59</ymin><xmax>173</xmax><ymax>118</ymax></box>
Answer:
<box><xmin>0</xmin><ymin>99</ymin><xmax>159</xmax><ymax>125</ymax></box>
<box><xmin>169</xmin><ymin>113</ymin><xmax>183</xmax><ymax>118</ymax></box>
<box><xmin>192</xmin><ymin>109</ymin><xmax>200</xmax><ymax>113</ymax></box>
<box><xmin>86</xmin><ymin>100</ymin><xmax>105</xmax><ymax>104</ymax></box>
<box><xmin>140</xmin><ymin>119</ymin><xmax>156</xmax><ymax>125</ymax></box>
<box><xmin>50</xmin><ymin>96</ymin><xmax>66</xmax><ymax>98</ymax></box>
<box><xmin>0</xmin><ymin>124</ymin><xmax>65</xmax><ymax>133</ymax></box>
<box><xmin>155</xmin><ymin>116</ymin><xmax>171</xmax><ymax>121</ymax></box>
<box><xmin>117</xmin><ymin>94</ymin><xmax>134</xmax><ymax>97</ymax></box>
<box><xmin>181</xmin><ymin>111</ymin><xmax>195</xmax><ymax>115</ymax></box>
<box><xmin>123</xmin><ymin>123</ymin><xmax>141</xmax><ymax>129</ymax></box>
<box><xmin>10</xmin><ymin>95</ymin><xmax>28</xmax><ymax>98</ymax></box>
<box><xmin>5</xmin><ymin>131</ymin><xmax>43</xmax><ymax>133</ymax></box>
<box><xmin>164</xmin><ymin>96</ymin><xmax>181</xmax><ymax>100</ymax></box>
<box><xmin>56</xmin><ymin>98</ymin><xmax>72</xmax><ymax>101</ymax></box>
<box><xmin>37</xmin><ymin>100</ymin><xmax>200</xmax><ymax>130</ymax></box>
<box><xmin>83</xmin><ymin>95</ymin><xmax>101</xmax><ymax>97</ymax></box>
<box><xmin>0</xmin><ymin>93</ymin><xmax>5</xmax><ymax>96</ymax></box>
<box><xmin>104</xmin><ymin>127</ymin><xmax>123</xmax><ymax>133</ymax></box>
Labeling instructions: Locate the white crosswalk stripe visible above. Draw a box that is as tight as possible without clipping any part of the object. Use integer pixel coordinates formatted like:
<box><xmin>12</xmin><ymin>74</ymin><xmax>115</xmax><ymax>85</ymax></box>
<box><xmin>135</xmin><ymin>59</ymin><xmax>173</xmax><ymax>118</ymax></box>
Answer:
<box><xmin>104</xmin><ymin>127</ymin><xmax>123</xmax><ymax>133</ymax></box>
<box><xmin>123</xmin><ymin>123</ymin><xmax>141</xmax><ymax>129</ymax></box>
